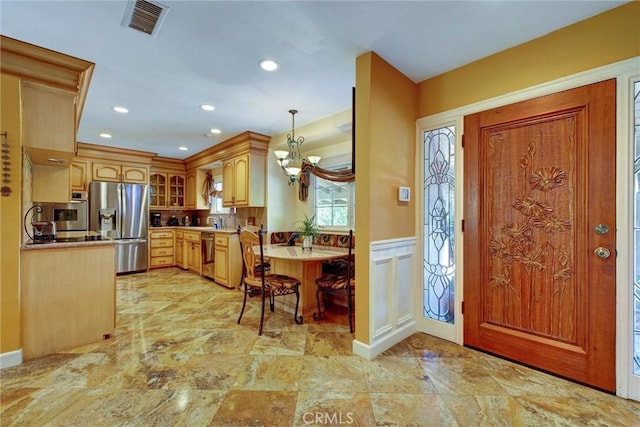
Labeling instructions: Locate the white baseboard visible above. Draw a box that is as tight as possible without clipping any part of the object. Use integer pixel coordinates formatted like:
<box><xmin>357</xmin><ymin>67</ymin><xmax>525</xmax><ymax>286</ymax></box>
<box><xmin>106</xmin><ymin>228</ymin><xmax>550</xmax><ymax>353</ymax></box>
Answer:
<box><xmin>352</xmin><ymin>320</ymin><xmax>417</xmax><ymax>360</ymax></box>
<box><xmin>0</xmin><ymin>348</ymin><xmax>23</xmax><ymax>369</ymax></box>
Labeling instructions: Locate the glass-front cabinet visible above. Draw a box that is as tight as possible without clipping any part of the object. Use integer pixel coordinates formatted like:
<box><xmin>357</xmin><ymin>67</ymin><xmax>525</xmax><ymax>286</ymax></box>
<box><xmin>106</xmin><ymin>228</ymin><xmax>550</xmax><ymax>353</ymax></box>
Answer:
<box><xmin>150</xmin><ymin>173</ymin><xmax>167</xmax><ymax>208</ymax></box>
<box><xmin>150</xmin><ymin>172</ymin><xmax>185</xmax><ymax>209</ymax></box>
<box><xmin>169</xmin><ymin>174</ymin><xmax>185</xmax><ymax>208</ymax></box>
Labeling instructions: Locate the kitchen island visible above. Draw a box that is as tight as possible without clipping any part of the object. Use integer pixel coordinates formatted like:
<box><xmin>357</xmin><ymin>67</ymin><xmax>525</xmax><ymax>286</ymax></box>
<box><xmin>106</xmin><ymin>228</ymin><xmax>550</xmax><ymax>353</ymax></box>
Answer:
<box><xmin>20</xmin><ymin>239</ymin><xmax>116</xmax><ymax>360</ymax></box>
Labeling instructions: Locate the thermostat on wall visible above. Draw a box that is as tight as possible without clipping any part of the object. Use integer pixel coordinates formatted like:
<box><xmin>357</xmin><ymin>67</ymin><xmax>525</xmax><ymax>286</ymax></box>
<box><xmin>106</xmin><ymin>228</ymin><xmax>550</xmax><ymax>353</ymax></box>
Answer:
<box><xmin>398</xmin><ymin>186</ymin><xmax>410</xmax><ymax>202</ymax></box>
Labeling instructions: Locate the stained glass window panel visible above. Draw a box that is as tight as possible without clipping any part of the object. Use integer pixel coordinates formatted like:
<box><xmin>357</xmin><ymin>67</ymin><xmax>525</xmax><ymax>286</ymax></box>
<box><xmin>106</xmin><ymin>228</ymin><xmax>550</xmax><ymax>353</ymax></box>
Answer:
<box><xmin>633</xmin><ymin>80</ymin><xmax>640</xmax><ymax>375</ymax></box>
<box><xmin>423</xmin><ymin>126</ymin><xmax>456</xmax><ymax>323</ymax></box>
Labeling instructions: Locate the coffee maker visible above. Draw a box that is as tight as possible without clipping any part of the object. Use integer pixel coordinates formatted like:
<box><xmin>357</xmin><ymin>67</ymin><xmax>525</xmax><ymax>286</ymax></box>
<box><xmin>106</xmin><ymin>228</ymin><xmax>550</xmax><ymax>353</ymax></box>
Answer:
<box><xmin>151</xmin><ymin>212</ymin><xmax>162</xmax><ymax>227</ymax></box>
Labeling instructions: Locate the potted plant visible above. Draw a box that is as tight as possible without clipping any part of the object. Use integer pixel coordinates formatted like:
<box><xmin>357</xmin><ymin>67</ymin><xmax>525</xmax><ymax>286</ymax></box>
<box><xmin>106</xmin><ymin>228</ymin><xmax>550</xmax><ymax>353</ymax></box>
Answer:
<box><xmin>297</xmin><ymin>214</ymin><xmax>320</xmax><ymax>250</ymax></box>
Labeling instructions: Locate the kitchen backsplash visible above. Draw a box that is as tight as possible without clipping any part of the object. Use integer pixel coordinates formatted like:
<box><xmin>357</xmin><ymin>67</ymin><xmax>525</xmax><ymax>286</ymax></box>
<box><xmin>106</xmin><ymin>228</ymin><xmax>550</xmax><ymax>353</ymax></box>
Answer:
<box><xmin>153</xmin><ymin>207</ymin><xmax>265</xmax><ymax>229</ymax></box>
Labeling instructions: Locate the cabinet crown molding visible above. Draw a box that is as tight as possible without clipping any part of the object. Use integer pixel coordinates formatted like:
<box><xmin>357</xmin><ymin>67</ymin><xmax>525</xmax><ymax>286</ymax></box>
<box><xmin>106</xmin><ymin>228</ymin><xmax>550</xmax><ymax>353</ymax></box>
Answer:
<box><xmin>1</xmin><ymin>35</ymin><xmax>95</xmax><ymax>131</ymax></box>
<box><xmin>185</xmin><ymin>131</ymin><xmax>270</xmax><ymax>170</ymax></box>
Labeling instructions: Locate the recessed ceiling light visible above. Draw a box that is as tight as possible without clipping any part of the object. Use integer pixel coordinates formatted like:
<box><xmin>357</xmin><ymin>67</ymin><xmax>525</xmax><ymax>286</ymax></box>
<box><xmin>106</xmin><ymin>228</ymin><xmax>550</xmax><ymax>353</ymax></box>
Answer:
<box><xmin>99</xmin><ymin>133</ymin><xmax>112</xmax><ymax>139</ymax></box>
<box><xmin>259</xmin><ymin>59</ymin><xmax>279</xmax><ymax>71</ymax></box>
<box><xmin>209</xmin><ymin>128</ymin><xmax>221</xmax><ymax>134</ymax></box>
<box><xmin>200</xmin><ymin>104</ymin><xmax>215</xmax><ymax>111</ymax></box>
<box><xmin>178</xmin><ymin>146</ymin><xmax>188</xmax><ymax>151</ymax></box>
<box><xmin>112</xmin><ymin>106</ymin><xmax>128</xmax><ymax>113</ymax></box>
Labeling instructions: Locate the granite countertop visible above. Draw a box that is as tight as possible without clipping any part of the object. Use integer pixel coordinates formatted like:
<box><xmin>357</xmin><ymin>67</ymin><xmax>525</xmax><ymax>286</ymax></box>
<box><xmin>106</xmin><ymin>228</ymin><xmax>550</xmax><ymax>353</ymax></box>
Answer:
<box><xmin>21</xmin><ymin>239</ymin><xmax>116</xmax><ymax>251</ymax></box>
<box><xmin>150</xmin><ymin>226</ymin><xmax>238</xmax><ymax>234</ymax></box>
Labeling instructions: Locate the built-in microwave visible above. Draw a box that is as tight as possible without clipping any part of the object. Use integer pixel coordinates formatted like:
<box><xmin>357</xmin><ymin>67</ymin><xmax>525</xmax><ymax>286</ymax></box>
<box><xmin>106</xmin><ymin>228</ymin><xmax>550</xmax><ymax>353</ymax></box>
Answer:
<box><xmin>35</xmin><ymin>201</ymin><xmax>88</xmax><ymax>232</ymax></box>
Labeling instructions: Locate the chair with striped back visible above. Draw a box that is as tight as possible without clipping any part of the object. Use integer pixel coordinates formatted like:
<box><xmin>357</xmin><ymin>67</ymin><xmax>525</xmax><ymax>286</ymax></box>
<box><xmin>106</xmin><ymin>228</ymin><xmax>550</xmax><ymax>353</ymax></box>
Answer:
<box><xmin>312</xmin><ymin>229</ymin><xmax>355</xmax><ymax>332</ymax></box>
<box><xmin>237</xmin><ymin>224</ymin><xmax>271</xmax><ymax>290</ymax></box>
<box><xmin>237</xmin><ymin>228</ymin><xmax>303</xmax><ymax>335</ymax></box>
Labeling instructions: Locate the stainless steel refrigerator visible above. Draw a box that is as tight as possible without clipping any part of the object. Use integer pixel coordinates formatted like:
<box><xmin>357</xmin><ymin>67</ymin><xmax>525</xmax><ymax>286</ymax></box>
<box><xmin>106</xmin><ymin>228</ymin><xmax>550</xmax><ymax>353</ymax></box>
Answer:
<box><xmin>89</xmin><ymin>181</ymin><xmax>149</xmax><ymax>274</ymax></box>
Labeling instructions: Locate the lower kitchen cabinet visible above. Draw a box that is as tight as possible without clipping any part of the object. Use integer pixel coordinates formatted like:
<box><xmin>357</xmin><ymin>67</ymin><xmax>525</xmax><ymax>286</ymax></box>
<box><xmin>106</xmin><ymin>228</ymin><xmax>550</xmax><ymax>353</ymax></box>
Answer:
<box><xmin>21</xmin><ymin>243</ymin><xmax>116</xmax><ymax>360</ymax></box>
<box><xmin>214</xmin><ymin>233</ymin><xmax>241</xmax><ymax>289</ymax></box>
<box><xmin>175</xmin><ymin>230</ymin><xmax>184</xmax><ymax>268</ymax></box>
<box><xmin>149</xmin><ymin>230</ymin><xmax>174</xmax><ymax>268</ymax></box>
<box><xmin>183</xmin><ymin>231</ymin><xmax>201</xmax><ymax>274</ymax></box>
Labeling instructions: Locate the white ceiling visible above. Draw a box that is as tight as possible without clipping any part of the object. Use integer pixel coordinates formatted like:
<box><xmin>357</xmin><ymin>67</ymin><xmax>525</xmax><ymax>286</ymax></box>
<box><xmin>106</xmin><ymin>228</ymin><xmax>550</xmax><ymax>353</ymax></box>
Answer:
<box><xmin>0</xmin><ymin>0</ymin><xmax>626</xmax><ymax>159</ymax></box>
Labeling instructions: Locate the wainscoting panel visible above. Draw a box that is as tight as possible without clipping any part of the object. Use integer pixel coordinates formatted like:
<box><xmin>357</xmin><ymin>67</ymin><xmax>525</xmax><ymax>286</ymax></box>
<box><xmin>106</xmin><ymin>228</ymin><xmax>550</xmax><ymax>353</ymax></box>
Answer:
<box><xmin>353</xmin><ymin>236</ymin><xmax>418</xmax><ymax>360</ymax></box>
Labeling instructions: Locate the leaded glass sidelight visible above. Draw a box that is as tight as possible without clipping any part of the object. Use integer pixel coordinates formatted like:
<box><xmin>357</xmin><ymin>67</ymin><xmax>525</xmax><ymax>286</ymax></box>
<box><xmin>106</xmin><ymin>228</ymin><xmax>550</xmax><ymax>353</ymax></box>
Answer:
<box><xmin>423</xmin><ymin>126</ymin><xmax>456</xmax><ymax>323</ymax></box>
<box><xmin>633</xmin><ymin>80</ymin><xmax>640</xmax><ymax>376</ymax></box>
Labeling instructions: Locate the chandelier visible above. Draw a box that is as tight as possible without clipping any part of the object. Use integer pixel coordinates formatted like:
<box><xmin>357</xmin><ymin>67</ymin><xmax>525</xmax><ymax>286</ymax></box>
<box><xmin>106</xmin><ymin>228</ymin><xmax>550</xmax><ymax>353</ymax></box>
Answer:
<box><xmin>274</xmin><ymin>109</ymin><xmax>321</xmax><ymax>185</ymax></box>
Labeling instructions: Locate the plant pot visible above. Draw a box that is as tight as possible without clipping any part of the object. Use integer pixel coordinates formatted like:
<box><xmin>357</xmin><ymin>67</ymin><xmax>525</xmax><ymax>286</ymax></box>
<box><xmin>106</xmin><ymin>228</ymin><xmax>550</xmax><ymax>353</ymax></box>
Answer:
<box><xmin>302</xmin><ymin>235</ymin><xmax>313</xmax><ymax>250</ymax></box>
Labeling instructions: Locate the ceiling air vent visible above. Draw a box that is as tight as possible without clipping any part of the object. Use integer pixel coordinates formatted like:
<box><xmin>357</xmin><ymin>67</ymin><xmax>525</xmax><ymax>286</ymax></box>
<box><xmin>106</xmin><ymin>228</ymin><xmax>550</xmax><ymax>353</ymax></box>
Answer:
<box><xmin>122</xmin><ymin>0</ymin><xmax>170</xmax><ymax>38</ymax></box>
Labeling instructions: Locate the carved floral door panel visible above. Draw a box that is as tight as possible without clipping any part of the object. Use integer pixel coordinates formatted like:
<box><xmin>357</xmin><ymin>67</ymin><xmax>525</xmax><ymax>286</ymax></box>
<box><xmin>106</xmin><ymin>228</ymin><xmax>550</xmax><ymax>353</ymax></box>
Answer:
<box><xmin>464</xmin><ymin>79</ymin><xmax>616</xmax><ymax>392</ymax></box>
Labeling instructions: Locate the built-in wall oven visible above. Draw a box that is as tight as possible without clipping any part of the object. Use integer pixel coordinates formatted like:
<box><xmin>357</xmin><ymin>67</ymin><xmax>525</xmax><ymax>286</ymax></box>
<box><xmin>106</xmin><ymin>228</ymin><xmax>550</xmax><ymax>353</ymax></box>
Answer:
<box><xmin>201</xmin><ymin>232</ymin><xmax>215</xmax><ymax>279</ymax></box>
<box><xmin>34</xmin><ymin>201</ymin><xmax>88</xmax><ymax>232</ymax></box>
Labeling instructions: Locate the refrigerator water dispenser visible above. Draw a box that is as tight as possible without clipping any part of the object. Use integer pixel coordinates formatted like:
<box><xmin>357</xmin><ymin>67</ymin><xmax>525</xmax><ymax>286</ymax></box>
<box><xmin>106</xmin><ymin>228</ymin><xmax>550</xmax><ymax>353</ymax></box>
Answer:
<box><xmin>98</xmin><ymin>208</ymin><xmax>117</xmax><ymax>231</ymax></box>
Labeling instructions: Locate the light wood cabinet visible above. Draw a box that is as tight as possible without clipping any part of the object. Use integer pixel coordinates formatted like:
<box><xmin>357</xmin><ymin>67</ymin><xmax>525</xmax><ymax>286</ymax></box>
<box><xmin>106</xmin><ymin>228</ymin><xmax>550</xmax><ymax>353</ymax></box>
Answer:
<box><xmin>222</xmin><ymin>152</ymin><xmax>265</xmax><ymax>207</ymax></box>
<box><xmin>175</xmin><ymin>230</ymin><xmax>185</xmax><ymax>268</ymax></box>
<box><xmin>150</xmin><ymin>172</ymin><xmax>185</xmax><ymax>209</ymax></box>
<box><xmin>214</xmin><ymin>233</ymin><xmax>241</xmax><ymax>289</ymax></box>
<box><xmin>149</xmin><ymin>230</ymin><xmax>174</xmax><ymax>268</ymax></box>
<box><xmin>21</xmin><ymin>244</ymin><xmax>116</xmax><ymax>360</ymax></box>
<box><xmin>184</xmin><ymin>169</ymin><xmax>214</xmax><ymax>210</ymax></box>
<box><xmin>183</xmin><ymin>231</ymin><xmax>201</xmax><ymax>273</ymax></box>
<box><xmin>185</xmin><ymin>172</ymin><xmax>196</xmax><ymax>209</ymax></box>
<box><xmin>71</xmin><ymin>160</ymin><xmax>89</xmax><ymax>192</ymax></box>
<box><xmin>93</xmin><ymin>162</ymin><xmax>148</xmax><ymax>184</ymax></box>
<box><xmin>31</xmin><ymin>164</ymin><xmax>71</xmax><ymax>203</ymax></box>
<box><xmin>21</xmin><ymin>80</ymin><xmax>76</xmax><ymax>165</ymax></box>
<box><xmin>150</xmin><ymin>173</ymin><xmax>167</xmax><ymax>208</ymax></box>
<box><xmin>168</xmin><ymin>174</ymin><xmax>185</xmax><ymax>208</ymax></box>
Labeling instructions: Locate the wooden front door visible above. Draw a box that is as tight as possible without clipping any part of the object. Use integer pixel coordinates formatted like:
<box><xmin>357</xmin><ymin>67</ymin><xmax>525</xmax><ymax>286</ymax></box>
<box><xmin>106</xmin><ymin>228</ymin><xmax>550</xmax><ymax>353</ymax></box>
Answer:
<box><xmin>463</xmin><ymin>79</ymin><xmax>616</xmax><ymax>392</ymax></box>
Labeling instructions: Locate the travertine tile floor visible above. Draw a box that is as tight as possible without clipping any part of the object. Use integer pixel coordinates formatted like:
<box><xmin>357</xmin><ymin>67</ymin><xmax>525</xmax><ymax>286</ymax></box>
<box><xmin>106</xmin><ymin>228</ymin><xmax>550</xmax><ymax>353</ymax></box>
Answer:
<box><xmin>2</xmin><ymin>268</ymin><xmax>639</xmax><ymax>426</ymax></box>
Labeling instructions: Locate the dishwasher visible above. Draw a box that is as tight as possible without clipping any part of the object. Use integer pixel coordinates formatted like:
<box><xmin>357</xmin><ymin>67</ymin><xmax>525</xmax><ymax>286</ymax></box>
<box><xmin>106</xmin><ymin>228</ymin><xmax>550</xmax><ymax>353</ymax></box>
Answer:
<box><xmin>201</xmin><ymin>232</ymin><xmax>215</xmax><ymax>279</ymax></box>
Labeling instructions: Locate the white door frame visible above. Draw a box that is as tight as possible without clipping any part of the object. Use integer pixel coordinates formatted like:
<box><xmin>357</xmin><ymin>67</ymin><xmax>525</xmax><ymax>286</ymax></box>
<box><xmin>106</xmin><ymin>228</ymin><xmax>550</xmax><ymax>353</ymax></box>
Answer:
<box><xmin>416</xmin><ymin>56</ymin><xmax>640</xmax><ymax>401</ymax></box>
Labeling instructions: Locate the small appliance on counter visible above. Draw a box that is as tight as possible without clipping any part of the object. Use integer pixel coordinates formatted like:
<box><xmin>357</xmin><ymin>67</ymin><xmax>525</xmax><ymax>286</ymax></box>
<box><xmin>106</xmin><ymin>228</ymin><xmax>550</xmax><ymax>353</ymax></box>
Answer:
<box><xmin>167</xmin><ymin>215</ymin><xmax>179</xmax><ymax>226</ymax></box>
<box><xmin>181</xmin><ymin>215</ymin><xmax>190</xmax><ymax>226</ymax></box>
<box><xmin>151</xmin><ymin>212</ymin><xmax>162</xmax><ymax>227</ymax></box>
<box><xmin>24</xmin><ymin>205</ymin><xmax>57</xmax><ymax>243</ymax></box>
<box><xmin>191</xmin><ymin>213</ymin><xmax>200</xmax><ymax>226</ymax></box>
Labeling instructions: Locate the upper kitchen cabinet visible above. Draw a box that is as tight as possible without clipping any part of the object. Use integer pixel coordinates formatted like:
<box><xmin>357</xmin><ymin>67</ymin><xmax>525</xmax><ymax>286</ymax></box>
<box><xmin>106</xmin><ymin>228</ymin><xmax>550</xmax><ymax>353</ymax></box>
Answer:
<box><xmin>77</xmin><ymin>142</ymin><xmax>155</xmax><ymax>185</ymax></box>
<box><xmin>0</xmin><ymin>35</ymin><xmax>95</xmax><ymax>166</ymax></box>
<box><xmin>21</xmin><ymin>81</ymin><xmax>76</xmax><ymax>164</ymax></box>
<box><xmin>71</xmin><ymin>160</ymin><xmax>89</xmax><ymax>192</ymax></box>
<box><xmin>222</xmin><ymin>151</ymin><xmax>265</xmax><ymax>207</ymax></box>
<box><xmin>184</xmin><ymin>131</ymin><xmax>269</xmax><ymax>207</ymax></box>
<box><xmin>185</xmin><ymin>172</ymin><xmax>196</xmax><ymax>209</ymax></box>
<box><xmin>185</xmin><ymin>168</ymin><xmax>212</xmax><ymax>210</ymax></box>
<box><xmin>150</xmin><ymin>157</ymin><xmax>186</xmax><ymax>209</ymax></box>
<box><xmin>150</xmin><ymin>172</ymin><xmax>185</xmax><ymax>208</ymax></box>
<box><xmin>92</xmin><ymin>162</ymin><xmax>148</xmax><ymax>184</ymax></box>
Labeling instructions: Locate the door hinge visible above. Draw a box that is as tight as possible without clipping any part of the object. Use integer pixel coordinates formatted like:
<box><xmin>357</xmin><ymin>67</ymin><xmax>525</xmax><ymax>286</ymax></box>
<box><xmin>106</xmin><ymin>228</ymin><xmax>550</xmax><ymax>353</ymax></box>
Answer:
<box><xmin>461</xmin><ymin>301</ymin><xmax>465</xmax><ymax>314</ymax></box>
<box><xmin>461</xmin><ymin>134</ymin><xmax>465</xmax><ymax>148</ymax></box>
<box><xmin>461</xmin><ymin>219</ymin><xmax>465</xmax><ymax>232</ymax></box>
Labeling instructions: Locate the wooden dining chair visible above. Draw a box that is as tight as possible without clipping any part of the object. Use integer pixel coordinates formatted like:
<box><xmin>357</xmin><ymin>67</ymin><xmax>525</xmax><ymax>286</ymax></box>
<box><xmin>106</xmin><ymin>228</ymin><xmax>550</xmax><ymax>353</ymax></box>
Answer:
<box><xmin>236</xmin><ymin>224</ymin><xmax>271</xmax><ymax>291</ymax></box>
<box><xmin>237</xmin><ymin>229</ymin><xmax>303</xmax><ymax>335</ymax></box>
<box><xmin>312</xmin><ymin>229</ymin><xmax>355</xmax><ymax>332</ymax></box>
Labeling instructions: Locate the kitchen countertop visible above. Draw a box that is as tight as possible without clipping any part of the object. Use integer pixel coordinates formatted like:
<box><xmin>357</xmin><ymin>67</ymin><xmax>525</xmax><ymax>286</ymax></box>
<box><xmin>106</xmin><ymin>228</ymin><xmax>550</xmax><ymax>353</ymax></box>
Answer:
<box><xmin>21</xmin><ymin>239</ymin><xmax>116</xmax><ymax>251</ymax></box>
<box><xmin>150</xmin><ymin>226</ymin><xmax>238</xmax><ymax>234</ymax></box>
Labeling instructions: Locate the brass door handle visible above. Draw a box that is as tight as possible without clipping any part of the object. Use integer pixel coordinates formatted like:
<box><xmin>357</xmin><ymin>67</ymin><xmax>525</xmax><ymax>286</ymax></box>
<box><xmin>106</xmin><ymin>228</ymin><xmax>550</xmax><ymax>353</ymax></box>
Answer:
<box><xmin>594</xmin><ymin>247</ymin><xmax>611</xmax><ymax>259</ymax></box>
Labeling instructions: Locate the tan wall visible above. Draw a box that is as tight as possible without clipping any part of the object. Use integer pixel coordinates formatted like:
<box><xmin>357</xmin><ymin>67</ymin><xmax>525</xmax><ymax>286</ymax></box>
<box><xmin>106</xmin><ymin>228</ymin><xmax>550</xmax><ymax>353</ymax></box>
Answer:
<box><xmin>418</xmin><ymin>1</ymin><xmax>640</xmax><ymax>116</ymax></box>
<box><xmin>354</xmin><ymin>52</ymin><xmax>418</xmax><ymax>343</ymax></box>
<box><xmin>0</xmin><ymin>73</ymin><xmax>22</xmax><ymax>354</ymax></box>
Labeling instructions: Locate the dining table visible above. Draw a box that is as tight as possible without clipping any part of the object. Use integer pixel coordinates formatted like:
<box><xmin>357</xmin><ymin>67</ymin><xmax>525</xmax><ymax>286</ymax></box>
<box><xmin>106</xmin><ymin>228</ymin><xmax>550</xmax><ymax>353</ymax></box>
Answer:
<box><xmin>259</xmin><ymin>244</ymin><xmax>351</xmax><ymax>319</ymax></box>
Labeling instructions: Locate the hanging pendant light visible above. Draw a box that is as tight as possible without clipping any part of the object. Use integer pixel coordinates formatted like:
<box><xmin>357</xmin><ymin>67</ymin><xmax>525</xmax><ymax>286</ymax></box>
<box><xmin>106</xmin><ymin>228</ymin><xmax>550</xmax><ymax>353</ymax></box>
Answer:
<box><xmin>274</xmin><ymin>109</ymin><xmax>321</xmax><ymax>185</ymax></box>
